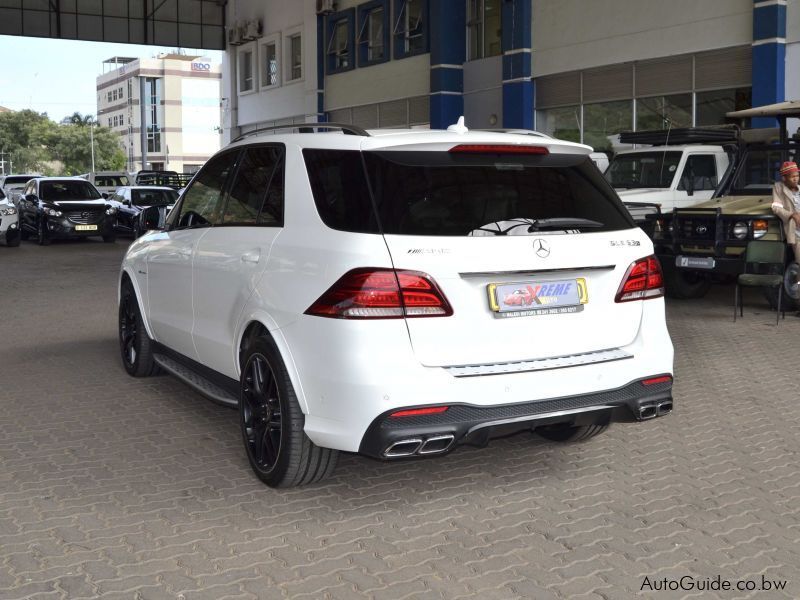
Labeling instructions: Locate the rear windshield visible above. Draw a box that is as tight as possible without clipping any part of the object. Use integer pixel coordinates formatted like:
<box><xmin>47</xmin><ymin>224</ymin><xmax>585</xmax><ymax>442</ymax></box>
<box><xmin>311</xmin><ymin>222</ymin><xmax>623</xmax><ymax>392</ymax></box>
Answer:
<box><xmin>132</xmin><ymin>188</ymin><xmax>178</xmax><ymax>206</ymax></box>
<box><xmin>40</xmin><ymin>181</ymin><xmax>102</xmax><ymax>201</ymax></box>
<box><xmin>303</xmin><ymin>149</ymin><xmax>633</xmax><ymax>236</ymax></box>
<box><xmin>605</xmin><ymin>151</ymin><xmax>682</xmax><ymax>189</ymax></box>
<box><xmin>3</xmin><ymin>176</ymin><xmax>35</xmax><ymax>186</ymax></box>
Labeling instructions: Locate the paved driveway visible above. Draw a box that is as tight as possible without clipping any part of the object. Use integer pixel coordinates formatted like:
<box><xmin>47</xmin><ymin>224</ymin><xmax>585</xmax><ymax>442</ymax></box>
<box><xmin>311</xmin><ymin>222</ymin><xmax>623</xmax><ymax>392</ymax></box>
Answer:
<box><xmin>0</xmin><ymin>240</ymin><xmax>798</xmax><ymax>599</ymax></box>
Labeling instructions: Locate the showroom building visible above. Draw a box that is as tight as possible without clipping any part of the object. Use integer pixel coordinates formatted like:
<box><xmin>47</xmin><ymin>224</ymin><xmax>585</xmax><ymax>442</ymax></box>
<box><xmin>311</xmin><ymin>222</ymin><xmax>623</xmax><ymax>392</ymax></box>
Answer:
<box><xmin>223</xmin><ymin>0</ymin><xmax>799</xmax><ymax>151</ymax></box>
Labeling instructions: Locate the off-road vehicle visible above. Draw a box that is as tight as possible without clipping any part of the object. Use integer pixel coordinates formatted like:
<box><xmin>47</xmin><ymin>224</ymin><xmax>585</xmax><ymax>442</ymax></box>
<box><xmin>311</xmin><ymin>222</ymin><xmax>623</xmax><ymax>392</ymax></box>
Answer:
<box><xmin>652</xmin><ymin>102</ymin><xmax>800</xmax><ymax>302</ymax></box>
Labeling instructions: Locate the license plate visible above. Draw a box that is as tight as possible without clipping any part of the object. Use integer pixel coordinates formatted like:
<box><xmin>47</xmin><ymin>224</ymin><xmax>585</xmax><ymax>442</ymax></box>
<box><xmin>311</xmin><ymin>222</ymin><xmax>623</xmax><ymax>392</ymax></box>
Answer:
<box><xmin>676</xmin><ymin>255</ymin><xmax>715</xmax><ymax>269</ymax></box>
<box><xmin>75</xmin><ymin>224</ymin><xmax>98</xmax><ymax>231</ymax></box>
<box><xmin>488</xmin><ymin>278</ymin><xmax>588</xmax><ymax>318</ymax></box>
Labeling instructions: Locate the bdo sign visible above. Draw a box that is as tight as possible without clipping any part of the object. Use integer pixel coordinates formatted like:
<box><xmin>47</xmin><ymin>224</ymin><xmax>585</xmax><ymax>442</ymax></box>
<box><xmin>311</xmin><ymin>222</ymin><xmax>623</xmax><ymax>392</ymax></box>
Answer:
<box><xmin>191</xmin><ymin>62</ymin><xmax>211</xmax><ymax>71</ymax></box>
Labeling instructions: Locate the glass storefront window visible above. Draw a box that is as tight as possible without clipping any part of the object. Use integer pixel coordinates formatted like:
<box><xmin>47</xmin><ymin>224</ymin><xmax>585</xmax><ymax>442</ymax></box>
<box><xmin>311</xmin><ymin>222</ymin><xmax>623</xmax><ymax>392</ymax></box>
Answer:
<box><xmin>636</xmin><ymin>94</ymin><xmax>692</xmax><ymax>131</ymax></box>
<box><xmin>696</xmin><ymin>87</ymin><xmax>751</xmax><ymax>126</ymax></box>
<box><xmin>467</xmin><ymin>0</ymin><xmax>501</xmax><ymax>60</ymax></box>
<box><xmin>583</xmin><ymin>100</ymin><xmax>632</xmax><ymax>152</ymax></box>
<box><xmin>536</xmin><ymin>106</ymin><xmax>581</xmax><ymax>144</ymax></box>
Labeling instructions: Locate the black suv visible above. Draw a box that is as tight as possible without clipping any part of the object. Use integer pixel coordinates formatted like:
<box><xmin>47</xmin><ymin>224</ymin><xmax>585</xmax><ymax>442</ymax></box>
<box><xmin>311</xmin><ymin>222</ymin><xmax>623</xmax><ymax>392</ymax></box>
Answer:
<box><xmin>18</xmin><ymin>177</ymin><xmax>118</xmax><ymax>245</ymax></box>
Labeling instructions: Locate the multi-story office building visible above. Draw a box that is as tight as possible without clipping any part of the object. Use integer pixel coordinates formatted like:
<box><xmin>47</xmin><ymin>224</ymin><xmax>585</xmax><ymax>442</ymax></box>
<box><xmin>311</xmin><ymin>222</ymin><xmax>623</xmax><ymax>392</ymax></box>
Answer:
<box><xmin>222</xmin><ymin>0</ymin><xmax>800</xmax><ymax>151</ymax></box>
<box><xmin>96</xmin><ymin>53</ymin><xmax>222</xmax><ymax>173</ymax></box>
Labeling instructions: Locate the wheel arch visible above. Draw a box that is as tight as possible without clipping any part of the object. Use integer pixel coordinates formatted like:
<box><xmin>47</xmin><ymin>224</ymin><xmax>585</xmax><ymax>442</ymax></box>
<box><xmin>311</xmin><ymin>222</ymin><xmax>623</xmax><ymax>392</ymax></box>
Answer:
<box><xmin>236</xmin><ymin>314</ymin><xmax>309</xmax><ymax>414</ymax></box>
<box><xmin>119</xmin><ymin>267</ymin><xmax>156</xmax><ymax>339</ymax></box>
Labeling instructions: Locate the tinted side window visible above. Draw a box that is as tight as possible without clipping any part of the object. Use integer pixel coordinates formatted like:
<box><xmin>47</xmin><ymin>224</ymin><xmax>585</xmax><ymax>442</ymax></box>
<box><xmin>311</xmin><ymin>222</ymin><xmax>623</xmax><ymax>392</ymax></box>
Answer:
<box><xmin>222</xmin><ymin>145</ymin><xmax>284</xmax><ymax>226</ymax></box>
<box><xmin>303</xmin><ymin>149</ymin><xmax>379</xmax><ymax>233</ymax></box>
<box><xmin>173</xmin><ymin>151</ymin><xmax>238</xmax><ymax>229</ymax></box>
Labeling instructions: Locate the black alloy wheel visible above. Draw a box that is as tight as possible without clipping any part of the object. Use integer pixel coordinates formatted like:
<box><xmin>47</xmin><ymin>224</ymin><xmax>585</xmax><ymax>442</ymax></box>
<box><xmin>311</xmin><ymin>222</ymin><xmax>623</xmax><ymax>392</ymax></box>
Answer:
<box><xmin>118</xmin><ymin>281</ymin><xmax>158</xmax><ymax>377</ymax></box>
<box><xmin>241</xmin><ymin>353</ymin><xmax>283</xmax><ymax>475</ymax></box>
<box><xmin>5</xmin><ymin>228</ymin><xmax>20</xmax><ymax>247</ymax></box>
<box><xmin>239</xmin><ymin>336</ymin><xmax>338</xmax><ymax>488</ymax></box>
<box><xmin>37</xmin><ymin>218</ymin><xmax>51</xmax><ymax>246</ymax></box>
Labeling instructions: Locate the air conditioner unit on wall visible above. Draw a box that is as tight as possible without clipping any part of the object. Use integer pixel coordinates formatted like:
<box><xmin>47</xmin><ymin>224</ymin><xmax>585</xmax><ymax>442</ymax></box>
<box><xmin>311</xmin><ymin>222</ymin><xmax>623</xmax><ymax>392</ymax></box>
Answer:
<box><xmin>316</xmin><ymin>0</ymin><xmax>336</xmax><ymax>15</ymax></box>
<box><xmin>242</xmin><ymin>19</ymin><xmax>262</xmax><ymax>41</ymax></box>
<box><xmin>227</xmin><ymin>25</ymin><xmax>243</xmax><ymax>46</ymax></box>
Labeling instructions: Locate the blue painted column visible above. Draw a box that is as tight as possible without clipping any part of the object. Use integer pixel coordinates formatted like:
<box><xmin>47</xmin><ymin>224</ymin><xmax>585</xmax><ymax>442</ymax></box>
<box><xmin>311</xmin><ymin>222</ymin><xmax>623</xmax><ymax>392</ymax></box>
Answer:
<box><xmin>752</xmin><ymin>0</ymin><xmax>786</xmax><ymax>128</ymax></box>
<box><xmin>429</xmin><ymin>0</ymin><xmax>465</xmax><ymax>129</ymax></box>
<box><xmin>502</xmin><ymin>0</ymin><xmax>533</xmax><ymax>129</ymax></box>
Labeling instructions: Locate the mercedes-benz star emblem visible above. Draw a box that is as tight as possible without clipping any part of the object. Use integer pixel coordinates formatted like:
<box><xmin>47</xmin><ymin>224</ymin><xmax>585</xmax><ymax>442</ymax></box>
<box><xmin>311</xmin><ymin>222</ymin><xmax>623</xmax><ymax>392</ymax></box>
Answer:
<box><xmin>696</xmin><ymin>225</ymin><xmax>707</xmax><ymax>234</ymax></box>
<box><xmin>533</xmin><ymin>238</ymin><xmax>550</xmax><ymax>258</ymax></box>
<box><xmin>81</xmin><ymin>211</ymin><xmax>89</xmax><ymax>219</ymax></box>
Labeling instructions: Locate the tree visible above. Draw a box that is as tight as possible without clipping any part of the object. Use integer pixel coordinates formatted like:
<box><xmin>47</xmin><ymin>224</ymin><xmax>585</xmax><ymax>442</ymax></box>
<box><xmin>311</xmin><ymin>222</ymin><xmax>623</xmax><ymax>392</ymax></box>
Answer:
<box><xmin>50</xmin><ymin>123</ymin><xmax>126</xmax><ymax>174</ymax></box>
<box><xmin>0</xmin><ymin>110</ymin><xmax>125</xmax><ymax>175</ymax></box>
<box><xmin>0</xmin><ymin>109</ymin><xmax>56</xmax><ymax>173</ymax></box>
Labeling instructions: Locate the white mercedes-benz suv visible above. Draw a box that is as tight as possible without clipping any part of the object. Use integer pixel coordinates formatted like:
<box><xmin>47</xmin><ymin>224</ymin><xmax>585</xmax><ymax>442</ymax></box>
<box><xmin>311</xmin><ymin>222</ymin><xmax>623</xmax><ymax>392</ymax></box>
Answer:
<box><xmin>119</xmin><ymin>121</ymin><xmax>674</xmax><ymax>488</ymax></box>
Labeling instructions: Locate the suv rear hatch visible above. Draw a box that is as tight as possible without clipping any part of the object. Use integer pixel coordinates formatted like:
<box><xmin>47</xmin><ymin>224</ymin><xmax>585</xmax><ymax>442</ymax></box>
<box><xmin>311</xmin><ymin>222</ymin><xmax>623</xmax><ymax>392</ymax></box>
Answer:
<box><xmin>304</xmin><ymin>143</ymin><xmax>651</xmax><ymax>367</ymax></box>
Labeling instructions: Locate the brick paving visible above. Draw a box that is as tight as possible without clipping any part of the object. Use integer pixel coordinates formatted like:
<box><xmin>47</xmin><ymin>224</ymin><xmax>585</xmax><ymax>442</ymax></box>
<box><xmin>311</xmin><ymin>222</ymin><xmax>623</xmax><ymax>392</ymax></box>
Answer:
<box><xmin>0</xmin><ymin>239</ymin><xmax>798</xmax><ymax>599</ymax></box>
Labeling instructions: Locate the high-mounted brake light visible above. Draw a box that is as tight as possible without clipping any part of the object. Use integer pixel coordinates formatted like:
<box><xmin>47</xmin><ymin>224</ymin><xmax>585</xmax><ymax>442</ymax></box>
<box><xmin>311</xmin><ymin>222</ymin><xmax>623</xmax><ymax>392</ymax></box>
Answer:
<box><xmin>615</xmin><ymin>255</ymin><xmax>664</xmax><ymax>302</ymax></box>
<box><xmin>305</xmin><ymin>268</ymin><xmax>453</xmax><ymax>319</ymax></box>
<box><xmin>390</xmin><ymin>406</ymin><xmax>449</xmax><ymax>418</ymax></box>
<box><xmin>448</xmin><ymin>144</ymin><xmax>549</xmax><ymax>155</ymax></box>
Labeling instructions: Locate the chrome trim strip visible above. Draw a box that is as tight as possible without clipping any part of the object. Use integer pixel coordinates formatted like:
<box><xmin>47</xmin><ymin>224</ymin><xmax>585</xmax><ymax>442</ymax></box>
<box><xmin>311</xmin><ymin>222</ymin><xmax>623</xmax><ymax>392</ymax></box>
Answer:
<box><xmin>459</xmin><ymin>265</ymin><xmax>616</xmax><ymax>278</ymax></box>
<box><xmin>444</xmin><ymin>348</ymin><xmax>633</xmax><ymax>378</ymax></box>
<box><xmin>466</xmin><ymin>405</ymin><xmax>615</xmax><ymax>436</ymax></box>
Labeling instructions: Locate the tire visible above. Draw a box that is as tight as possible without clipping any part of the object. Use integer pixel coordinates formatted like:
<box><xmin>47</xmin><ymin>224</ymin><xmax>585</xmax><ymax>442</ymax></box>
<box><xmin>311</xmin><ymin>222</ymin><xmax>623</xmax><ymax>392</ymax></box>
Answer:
<box><xmin>37</xmin><ymin>219</ymin><xmax>51</xmax><ymax>246</ymax></box>
<box><xmin>762</xmin><ymin>264</ymin><xmax>800</xmax><ymax>312</ymax></box>
<box><xmin>240</xmin><ymin>336</ymin><xmax>338</xmax><ymax>488</ymax></box>
<box><xmin>536</xmin><ymin>423</ymin><xmax>609</xmax><ymax>443</ymax></box>
<box><xmin>118</xmin><ymin>280</ymin><xmax>159</xmax><ymax>377</ymax></box>
<box><xmin>19</xmin><ymin>225</ymin><xmax>29</xmax><ymax>241</ymax></box>
<box><xmin>663</xmin><ymin>265</ymin><xmax>711</xmax><ymax>299</ymax></box>
<box><xmin>103</xmin><ymin>235</ymin><xmax>117</xmax><ymax>244</ymax></box>
<box><xmin>5</xmin><ymin>229</ymin><xmax>20</xmax><ymax>247</ymax></box>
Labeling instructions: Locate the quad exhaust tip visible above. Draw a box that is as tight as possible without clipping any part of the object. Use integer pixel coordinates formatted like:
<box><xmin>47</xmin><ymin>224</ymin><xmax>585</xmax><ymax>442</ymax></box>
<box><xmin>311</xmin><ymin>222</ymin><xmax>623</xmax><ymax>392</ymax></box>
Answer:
<box><xmin>639</xmin><ymin>401</ymin><xmax>673</xmax><ymax>420</ymax></box>
<box><xmin>384</xmin><ymin>434</ymin><xmax>455</xmax><ymax>458</ymax></box>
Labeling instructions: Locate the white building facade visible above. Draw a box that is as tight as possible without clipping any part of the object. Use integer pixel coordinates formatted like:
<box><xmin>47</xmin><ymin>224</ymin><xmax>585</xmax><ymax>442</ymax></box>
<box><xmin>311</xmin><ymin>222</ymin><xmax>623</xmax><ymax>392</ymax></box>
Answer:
<box><xmin>97</xmin><ymin>54</ymin><xmax>222</xmax><ymax>173</ymax></box>
<box><xmin>223</xmin><ymin>0</ymin><xmax>800</xmax><ymax>149</ymax></box>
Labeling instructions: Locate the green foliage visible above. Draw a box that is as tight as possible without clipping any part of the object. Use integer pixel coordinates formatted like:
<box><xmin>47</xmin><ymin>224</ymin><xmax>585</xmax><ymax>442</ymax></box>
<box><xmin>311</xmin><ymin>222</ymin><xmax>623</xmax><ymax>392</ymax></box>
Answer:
<box><xmin>0</xmin><ymin>110</ymin><xmax>125</xmax><ymax>175</ymax></box>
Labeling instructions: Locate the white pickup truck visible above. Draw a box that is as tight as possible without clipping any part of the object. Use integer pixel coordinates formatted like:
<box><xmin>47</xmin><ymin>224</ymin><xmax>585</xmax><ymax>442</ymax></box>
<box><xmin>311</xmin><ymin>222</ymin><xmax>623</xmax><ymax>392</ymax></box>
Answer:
<box><xmin>605</xmin><ymin>145</ymin><xmax>730</xmax><ymax>223</ymax></box>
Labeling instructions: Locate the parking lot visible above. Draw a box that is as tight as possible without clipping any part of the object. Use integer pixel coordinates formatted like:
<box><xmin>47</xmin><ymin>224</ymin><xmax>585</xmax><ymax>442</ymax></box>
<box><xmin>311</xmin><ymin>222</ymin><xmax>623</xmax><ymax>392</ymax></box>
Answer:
<box><xmin>0</xmin><ymin>240</ymin><xmax>798</xmax><ymax>599</ymax></box>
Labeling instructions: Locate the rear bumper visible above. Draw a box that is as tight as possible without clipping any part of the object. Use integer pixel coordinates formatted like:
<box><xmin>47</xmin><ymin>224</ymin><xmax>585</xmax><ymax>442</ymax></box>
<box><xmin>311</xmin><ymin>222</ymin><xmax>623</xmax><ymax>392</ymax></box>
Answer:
<box><xmin>358</xmin><ymin>377</ymin><xmax>673</xmax><ymax>459</ymax></box>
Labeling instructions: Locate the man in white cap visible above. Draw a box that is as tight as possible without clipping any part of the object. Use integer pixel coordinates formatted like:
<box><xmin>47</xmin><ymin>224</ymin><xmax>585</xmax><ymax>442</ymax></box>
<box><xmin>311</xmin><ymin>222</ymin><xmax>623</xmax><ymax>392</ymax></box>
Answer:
<box><xmin>771</xmin><ymin>161</ymin><xmax>800</xmax><ymax>260</ymax></box>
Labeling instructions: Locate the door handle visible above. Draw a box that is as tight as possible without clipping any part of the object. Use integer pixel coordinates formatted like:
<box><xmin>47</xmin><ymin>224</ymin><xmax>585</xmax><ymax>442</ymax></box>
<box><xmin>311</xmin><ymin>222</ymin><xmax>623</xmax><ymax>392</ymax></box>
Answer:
<box><xmin>241</xmin><ymin>249</ymin><xmax>261</xmax><ymax>264</ymax></box>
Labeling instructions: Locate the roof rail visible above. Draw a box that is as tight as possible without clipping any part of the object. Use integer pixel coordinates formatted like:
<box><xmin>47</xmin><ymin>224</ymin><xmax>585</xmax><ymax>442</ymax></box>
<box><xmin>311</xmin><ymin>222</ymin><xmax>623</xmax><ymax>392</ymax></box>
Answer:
<box><xmin>232</xmin><ymin>122</ymin><xmax>370</xmax><ymax>142</ymax></box>
<box><xmin>473</xmin><ymin>128</ymin><xmax>552</xmax><ymax>138</ymax></box>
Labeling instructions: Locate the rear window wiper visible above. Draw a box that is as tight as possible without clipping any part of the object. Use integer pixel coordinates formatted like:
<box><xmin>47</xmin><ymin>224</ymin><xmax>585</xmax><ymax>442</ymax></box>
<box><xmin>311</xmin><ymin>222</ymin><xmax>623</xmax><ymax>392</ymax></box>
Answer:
<box><xmin>527</xmin><ymin>218</ymin><xmax>603</xmax><ymax>232</ymax></box>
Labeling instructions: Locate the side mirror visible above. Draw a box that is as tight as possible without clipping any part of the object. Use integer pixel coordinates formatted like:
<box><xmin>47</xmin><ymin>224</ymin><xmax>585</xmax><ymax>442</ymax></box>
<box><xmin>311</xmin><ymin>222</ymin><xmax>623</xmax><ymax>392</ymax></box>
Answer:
<box><xmin>102</xmin><ymin>192</ymin><xmax>109</xmax><ymax>199</ymax></box>
<box><xmin>25</xmin><ymin>194</ymin><xmax>37</xmax><ymax>203</ymax></box>
<box><xmin>141</xmin><ymin>205</ymin><xmax>167</xmax><ymax>232</ymax></box>
<box><xmin>124</xmin><ymin>199</ymin><xmax>132</xmax><ymax>207</ymax></box>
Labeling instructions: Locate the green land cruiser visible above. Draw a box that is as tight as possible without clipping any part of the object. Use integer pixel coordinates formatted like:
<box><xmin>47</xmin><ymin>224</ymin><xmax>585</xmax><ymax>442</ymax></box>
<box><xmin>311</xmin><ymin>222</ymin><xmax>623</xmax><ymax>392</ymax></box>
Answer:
<box><xmin>652</xmin><ymin>102</ymin><xmax>800</xmax><ymax>305</ymax></box>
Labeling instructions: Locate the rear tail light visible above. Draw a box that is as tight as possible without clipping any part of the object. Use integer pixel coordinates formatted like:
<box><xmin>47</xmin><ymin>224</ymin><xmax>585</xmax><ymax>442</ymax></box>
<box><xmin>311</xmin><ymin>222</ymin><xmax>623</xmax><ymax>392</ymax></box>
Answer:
<box><xmin>449</xmin><ymin>144</ymin><xmax>549</xmax><ymax>155</ymax></box>
<box><xmin>615</xmin><ymin>255</ymin><xmax>664</xmax><ymax>302</ymax></box>
<box><xmin>305</xmin><ymin>268</ymin><xmax>453</xmax><ymax>319</ymax></box>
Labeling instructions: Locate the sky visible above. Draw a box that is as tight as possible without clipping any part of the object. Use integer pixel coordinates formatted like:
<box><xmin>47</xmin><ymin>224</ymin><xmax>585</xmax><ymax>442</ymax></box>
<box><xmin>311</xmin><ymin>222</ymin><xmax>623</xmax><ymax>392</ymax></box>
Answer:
<box><xmin>0</xmin><ymin>35</ymin><xmax>223</xmax><ymax>123</ymax></box>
